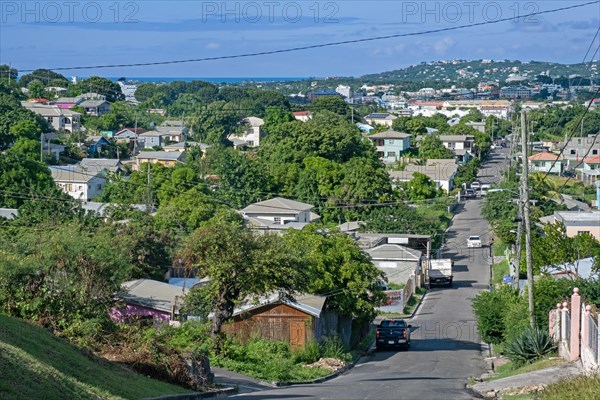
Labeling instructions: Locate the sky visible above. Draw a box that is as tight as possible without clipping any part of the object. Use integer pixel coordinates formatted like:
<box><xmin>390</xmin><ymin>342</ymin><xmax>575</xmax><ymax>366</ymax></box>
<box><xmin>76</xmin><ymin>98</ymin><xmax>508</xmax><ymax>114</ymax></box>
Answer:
<box><xmin>1</xmin><ymin>0</ymin><xmax>599</xmax><ymax>78</ymax></box>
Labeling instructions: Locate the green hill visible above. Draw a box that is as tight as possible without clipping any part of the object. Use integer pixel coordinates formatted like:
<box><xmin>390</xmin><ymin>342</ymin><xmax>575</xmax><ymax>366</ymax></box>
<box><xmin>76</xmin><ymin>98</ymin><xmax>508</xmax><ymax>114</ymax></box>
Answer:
<box><xmin>0</xmin><ymin>315</ymin><xmax>191</xmax><ymax>400</ymax></box>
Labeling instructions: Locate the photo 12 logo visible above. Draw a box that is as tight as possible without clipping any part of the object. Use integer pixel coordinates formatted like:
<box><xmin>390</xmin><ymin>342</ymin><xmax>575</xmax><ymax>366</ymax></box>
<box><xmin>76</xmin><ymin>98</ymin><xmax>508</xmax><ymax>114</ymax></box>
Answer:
<box><xmin>1</xmin><ymin>1</ymin><xmax>141</xmax><ymax>23</ymax></box>
<box><xmin>399</xmin><ymin>1</ymin><xmax>541</xmax><ymax>24</ymax></box>
<box><xmin>199</xmin><ymin>2</ymin><xmax>340</xmax><ymax>23</ymax></box>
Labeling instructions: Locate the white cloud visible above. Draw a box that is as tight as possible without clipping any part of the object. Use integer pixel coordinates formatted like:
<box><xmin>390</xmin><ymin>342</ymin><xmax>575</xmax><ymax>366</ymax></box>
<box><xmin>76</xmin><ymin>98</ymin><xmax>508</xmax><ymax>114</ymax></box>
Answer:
<box><xmin>434</xmin><ymin>37</ymin><xmax>455</xmax><ymax>54</ymax></box>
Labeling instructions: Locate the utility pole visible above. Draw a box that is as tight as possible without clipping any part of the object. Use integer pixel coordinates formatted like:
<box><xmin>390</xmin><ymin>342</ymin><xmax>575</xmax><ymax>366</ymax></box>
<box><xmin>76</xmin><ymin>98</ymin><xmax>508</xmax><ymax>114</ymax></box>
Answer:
<box><xmin>40</xmin><ymin>131</ymin><xmax>44</xmax><ymax>163</ymax></box>
<box><xmin>520</xmin><ymin>110</ymin><xmax>535</xmax><ymax>328</ymax></box>
<box><xmin>146</xmin><ymin>162</ymin><xmax>152</xmax><ymax>213</ymax></box>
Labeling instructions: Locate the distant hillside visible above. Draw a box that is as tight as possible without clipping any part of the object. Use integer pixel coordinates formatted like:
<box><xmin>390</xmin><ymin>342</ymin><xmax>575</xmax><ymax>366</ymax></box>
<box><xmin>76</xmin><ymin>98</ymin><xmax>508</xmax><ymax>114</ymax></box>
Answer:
<box><xmin>0</xmin><ymin>315</ymin><xmax>190</xmax><ymax>400</ymax></box>
<box><xmin>360</xmin><ymin>59</ymin><xmax>597</xmax><ymax>85</ymax></box>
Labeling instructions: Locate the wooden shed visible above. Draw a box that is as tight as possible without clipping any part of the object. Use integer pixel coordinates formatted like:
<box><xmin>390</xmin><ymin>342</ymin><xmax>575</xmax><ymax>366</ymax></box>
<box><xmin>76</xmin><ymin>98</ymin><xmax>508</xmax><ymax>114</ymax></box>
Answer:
<box><xmin>222</xmin><ymin>294</ymin><xmax>330</xmax><ymax>350</ymax></box>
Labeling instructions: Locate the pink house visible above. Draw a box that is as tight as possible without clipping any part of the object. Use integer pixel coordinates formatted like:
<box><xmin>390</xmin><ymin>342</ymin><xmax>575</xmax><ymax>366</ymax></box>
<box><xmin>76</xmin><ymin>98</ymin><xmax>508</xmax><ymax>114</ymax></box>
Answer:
<box><xmin>110</xmin><ymin>279</ymin><xmax>188</xmax><ymax>324</ymax></box>
<box><xmin>54</xmin><ymin>97</ymin><xmax>82</xmax><ymax>109</ymax></box>
<box><xmin>554</xmin><ymin>211</ymin><xmax>600</xmax><ymax>241</ymax></box>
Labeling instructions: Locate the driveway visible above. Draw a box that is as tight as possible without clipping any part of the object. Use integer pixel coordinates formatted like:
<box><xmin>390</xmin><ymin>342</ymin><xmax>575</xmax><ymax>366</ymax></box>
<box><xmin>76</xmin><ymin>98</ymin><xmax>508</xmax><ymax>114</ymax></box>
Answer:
<box><xmin>232</xmin><ymin>149</ymin><xmax>510</xmax><ymax>400</ymax></box>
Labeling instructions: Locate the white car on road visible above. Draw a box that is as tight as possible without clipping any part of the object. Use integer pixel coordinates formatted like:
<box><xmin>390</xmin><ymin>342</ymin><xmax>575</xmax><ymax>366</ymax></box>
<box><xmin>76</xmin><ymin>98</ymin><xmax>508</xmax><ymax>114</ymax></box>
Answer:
<box><xmin>467</xmin><ymin>235</ymin><xmax>482</xmax><ymax>248</ymax></box>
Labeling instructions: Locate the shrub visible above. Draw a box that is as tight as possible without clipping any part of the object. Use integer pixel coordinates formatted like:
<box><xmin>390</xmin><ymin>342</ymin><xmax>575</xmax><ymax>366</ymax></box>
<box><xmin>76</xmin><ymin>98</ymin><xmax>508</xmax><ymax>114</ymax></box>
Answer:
<box><xmin>504</xmin><ymin>327</ymin><xmax>555</xmax><ymax>366</ymax></box>
<box><xmin>502</xmin><ymin>297</ymin><xmax>530</xmax><ymax>342</ymax></box>
<box><xmin>293</xmin><ymin>340</ymin><xmax>320</xmax><ymax>364</ymax></box>
<box><xmin>472</xmin><ymin>286</ymin><xmax>519</xmax><ymax>344</ymax></box>
<box><xmin>320</xmin><ymin>336</ymin><xmax>351</xmax><ymax>362</ymax></box>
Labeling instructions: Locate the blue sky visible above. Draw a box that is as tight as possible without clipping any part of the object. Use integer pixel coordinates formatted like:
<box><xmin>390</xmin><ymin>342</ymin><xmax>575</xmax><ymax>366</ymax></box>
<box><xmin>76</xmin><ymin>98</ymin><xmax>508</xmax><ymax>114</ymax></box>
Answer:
<box><xmin>1</xmin><ymin>0</ymin><xmax>598</xmax><ymax>78</ymax></box>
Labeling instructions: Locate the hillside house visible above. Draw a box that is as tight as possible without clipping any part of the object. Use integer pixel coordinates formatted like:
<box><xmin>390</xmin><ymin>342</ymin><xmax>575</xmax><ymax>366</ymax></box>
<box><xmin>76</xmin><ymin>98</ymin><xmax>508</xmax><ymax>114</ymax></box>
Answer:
<box><xmin>79</xmin><ymin>99</ymin><xmax>111</xmax><ymax>116</ymax></box>
<box><xmin>133</xmin><ymin>151</ymin><xmax>186</xmax><ymax>170</ymax></box>
<box><xmin>580</xmin><ymin>155</ymin><xmax>600</xmax><ymax>184</ymax></box>
<box><xmin>229</xmin><ymin>117</ymin><xmax>265</xmax><ymax>147</ymax></box>
<box><xmin>110</xmin><ymin>279</ymin><xmax>188</xmax><ymax>325</ymax></box>
<box><xmin>240</xmin><ymin>197</ymin><xmax>320</xmax><ymax>229</ymax></box>
<box><xmin>292</xmin><ymin>111</ymin><xmax>312</xmax><ymax>122</ymax></box>
<box><xmin>365</xmin><ymin>113</ymin><xmax>397</xmax><ymax>127</ymax></box>
<box><xmin>21</xmin><ymin>102</ymin><xmax>81</xmax><ymax>132</ymax></box>
<box><xmin>368</xmin><ymin>130</ymin><xmax>410</xmax><ymax>163</ymax></box>
<box><xmin>389</xmin><ymin>160</ymin><xmax>458</xmax><ymax>192</ymax></box>
<box><xmin>528</xmin><ymin>152</ymin><xmax>562</xmax><ymax>175</ymax></box>
<box><xmin>554</xmin><ymin>211</ymin><xmax>600</xmax><ymax>241</ymax></box>
<box><xmin>49</xmin><ymin>166</ymin><xmax>106</xmax><ymax>201</ymax></box>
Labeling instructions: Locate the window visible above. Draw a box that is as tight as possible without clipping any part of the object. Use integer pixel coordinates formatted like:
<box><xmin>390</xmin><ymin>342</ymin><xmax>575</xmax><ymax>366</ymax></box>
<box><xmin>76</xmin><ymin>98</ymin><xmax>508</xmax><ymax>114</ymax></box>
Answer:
<box><xmin>570</xmin><ymin>149</ymin><xmax>576</xmax><ymax>155</ymax></box>
<box><xmin>387</xmin><ymin>151</ymin><xmax>396</xmax><ymax>158</ymax></box>
<box><xmin>578</xmin><ymin>231</ymin><xmax>590</xmax><ymax>236</ymax></box>
<box><xmin>388</xmin><ymin>139</ymin><xmax>394</xmax><ymax>144</ymax></box>
<box><xmin>593</xmin><ymin>150</ymin><xmax>599</xmax><ymax>155</ymax></box>
<box><xmin>96</xmin><ymin>184</ymin><xmax>102</xmax><ymax>190</ymax></box>
<box><xmin>377</xmin><ymin>139</ymin><xmax>384</xmax><ymax>146</ymax></box>
<box><xmin>274</xmin><ymin>217</ymin><xmax>281</xmax><ymax>224</ymax></box>
<box><xmin>47</xmin><ymin>117</ymin><xmax>53</xmax><ymax>122</ymax></box>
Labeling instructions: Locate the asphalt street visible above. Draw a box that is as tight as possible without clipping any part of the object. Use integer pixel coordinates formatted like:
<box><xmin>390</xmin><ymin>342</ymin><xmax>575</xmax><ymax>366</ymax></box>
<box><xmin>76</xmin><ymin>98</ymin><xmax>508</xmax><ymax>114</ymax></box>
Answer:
<box><xmin>233</xmin><ymin>148</ymin><xmax>510</xmax><ymax>400</ymax></box>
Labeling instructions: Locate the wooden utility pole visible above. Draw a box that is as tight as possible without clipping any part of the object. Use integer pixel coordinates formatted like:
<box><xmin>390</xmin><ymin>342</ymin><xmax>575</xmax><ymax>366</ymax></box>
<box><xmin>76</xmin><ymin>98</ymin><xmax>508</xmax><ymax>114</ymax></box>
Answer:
<box><xmin>146</xmin><ymin>162</ymin><xmax>152</xmax><ymax>213</ymax></box>
<box><xmin>520</xmin><ymin>110</ymin><xmax>535</xmax><ymax>328</ymax></box>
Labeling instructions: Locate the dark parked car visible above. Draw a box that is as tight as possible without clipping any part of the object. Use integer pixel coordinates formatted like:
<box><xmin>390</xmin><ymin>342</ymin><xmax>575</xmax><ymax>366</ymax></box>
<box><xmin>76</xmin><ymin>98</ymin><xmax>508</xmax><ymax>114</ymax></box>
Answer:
<box><xmin>376</xmin><ymin>319</ymin><xmax>412</xmax><ymax>350</ymax></box>
<box><xmin>562</xmin><ymin>170</ymin><xmax>576</xmax><ymax>178</ymax></box>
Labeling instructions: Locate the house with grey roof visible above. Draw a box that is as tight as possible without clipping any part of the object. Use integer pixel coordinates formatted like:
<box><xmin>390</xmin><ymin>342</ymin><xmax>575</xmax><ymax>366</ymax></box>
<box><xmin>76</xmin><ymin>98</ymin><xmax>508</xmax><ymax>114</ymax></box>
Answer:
<box><xmin>49</xmin><ymin>165</ymin><xmax>107</xmax><ymax>201</ymax></box>
<box><xmin>79</xmin><ymin>99</ymin><xmax>110</xmax><ymax>116</ymax></box>
<box><xmin>367</xmin><ymin>130</ymin><xmax>411</xmax><ymax>163</ymax></box>
<box><xmin>21</xmin><ymin>102</ymin><xmax>82</xmax><ymax>132</ymax></box>
<box><xmin>163</xmin><ymin>141</ymin><xmax>210</xmax><ymax>153</ymax></box>
<box><xmin>240</xmin><ymin>197</ymin><xmax>320</xmax><ymax>231</ymax></box>
<box><xmin>389</xmin><ymin>160</ymin><xmax>459</xmax><ymax>192</ymax></box>
<box><xmin>366</xmin><ymin>243</ymin><xmax>423</xmax><ymax>285</ymax></box>
<box><xmin>155</xmin><ymin>125</ymin><xmax>188</xmax><ymax>143</ymax></box>
<box><xmin>228</xmin><ymin>116</ymin><xmax>265</xmax><ymax>147</ymax></box>
<box><xmin>79</xmin><ymin>158</ymin><xmax>123</xmax><ymax>174</ymax></box>
<box><xmin>139</xmin><ymin>130</ymin><xmax>170</xmax><ymax>149</ymax></box>
<box><xmin>133</xmin><ymin>151</ymin><xmax>186</xmax><ymax>170</ymax></box>
<box><xmin>110</xmin><ymin>279</ymin><xmax>188</xmax><ymax>325</ymax></box>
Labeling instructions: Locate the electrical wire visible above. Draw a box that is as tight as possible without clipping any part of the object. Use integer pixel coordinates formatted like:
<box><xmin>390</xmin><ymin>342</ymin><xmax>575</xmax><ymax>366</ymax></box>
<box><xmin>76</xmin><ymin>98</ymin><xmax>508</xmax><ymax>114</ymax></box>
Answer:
<box><xmin>17</xmin><ymin>1</ymin><xmax>600</xmax><ymax>73</ymax></box>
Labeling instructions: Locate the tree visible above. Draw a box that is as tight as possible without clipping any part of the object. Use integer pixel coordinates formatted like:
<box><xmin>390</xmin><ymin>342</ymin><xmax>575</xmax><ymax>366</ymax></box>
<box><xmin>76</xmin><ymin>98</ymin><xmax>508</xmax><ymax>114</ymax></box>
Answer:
<box><xmin>417</xmin><ymin>134</ymin><xmax>454</xmax><ymax>160</ymax></box>
<box><xmin>0</xmin><ymin>93</ymin><xmax>49</xmax><ymax>148</ymax></box>
<box><xmin>312</xmin><ymin>96</ymin><xmax>350</xmax><ymax>117</ymax></box>
<box><xmin>400</xmin><ymin>172</ymin><xmax>440</xmax><ymax>200</ymax></box>
<box><xmin>179</xmin><ymin>212</ymin><xmax>307</xmax><ymax>348</ymax></box>
<box><xmin>154</xmin><ymin>187</ymin><xmax>220</xmax><ymax>235</ymax></box>
<box><xmin>284</xmin><ymin>225</ymin><xmax>385</xmax><ymax>321</ymax></box>
<box><xmin>19</xmin><ymin>69</ymin><xmax>68</xmax><ymax>88</ymax></box>
<box><xmin>205</xmin><ymin>146</ymin><xmax>273</xmax><ymax>209</ymax></box>
<box><xmin>75</xmin><ymin>76</ymin><xmax>124</xmax><ymax>102</ymax></box>
<box><xmin>190</xmin><ymin>101</ymin><xmax>241</xmax><ymax>145</ymax></box>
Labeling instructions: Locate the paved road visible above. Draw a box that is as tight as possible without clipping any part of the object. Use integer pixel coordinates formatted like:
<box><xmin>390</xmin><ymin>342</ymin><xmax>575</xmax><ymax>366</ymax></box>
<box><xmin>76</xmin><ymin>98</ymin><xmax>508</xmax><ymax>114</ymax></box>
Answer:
<box><xmin>233</xmin><ymin>149</ymin><xmax>510</xmax><ymax>400</ymax></box>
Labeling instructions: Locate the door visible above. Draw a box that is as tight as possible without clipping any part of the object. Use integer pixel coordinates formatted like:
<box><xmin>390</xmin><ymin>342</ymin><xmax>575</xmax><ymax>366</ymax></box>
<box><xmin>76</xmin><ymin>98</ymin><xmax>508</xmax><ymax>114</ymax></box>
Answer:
<box><xmin>289</xmin><ymin>321</ymin><xmax>306</xmax><ymax>350</ymax></box>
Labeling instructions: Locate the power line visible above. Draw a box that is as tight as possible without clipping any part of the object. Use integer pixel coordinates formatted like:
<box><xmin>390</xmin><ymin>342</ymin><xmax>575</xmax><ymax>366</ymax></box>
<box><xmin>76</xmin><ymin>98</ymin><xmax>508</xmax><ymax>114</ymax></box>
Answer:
<box><xmin>17</xmin><ymin>1</ymin><xmax>599</xmax><ymax>73</ymax></box>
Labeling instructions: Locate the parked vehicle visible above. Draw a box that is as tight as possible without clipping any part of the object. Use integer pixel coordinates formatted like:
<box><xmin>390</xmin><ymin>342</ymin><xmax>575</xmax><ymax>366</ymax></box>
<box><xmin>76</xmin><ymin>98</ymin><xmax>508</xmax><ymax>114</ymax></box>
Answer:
<box><xmin>480</xmin><ymin>184</ymin><xmax>491</xmax><ymax>196</ymax></box>
<box><xmin>376</xmin><ymin>319</ymin><xmax>412</xmax><ymax>350</ymax></box>
<box><xmin>464</xmin><ymin>189</ymin><xmax>476</xmax><ymax>199</ymax></box>
<box><xmin>467</xmin><ymin>235</ymin><xmax>482</xmax><ymax>248</ymax></box>
<box><xmin>562</xmin><ymin>170</ymin><xmax>576</xmax><ymax>178</ymax></box>
<box><xmin>470</xmin><ymin>181</ymin><xmax>481</xmax><ymax>190</ymax></box>
<box><xmin>429</xmin><ymin>259</ymin><xmax>454</xmax><ymax>288</ymax></box>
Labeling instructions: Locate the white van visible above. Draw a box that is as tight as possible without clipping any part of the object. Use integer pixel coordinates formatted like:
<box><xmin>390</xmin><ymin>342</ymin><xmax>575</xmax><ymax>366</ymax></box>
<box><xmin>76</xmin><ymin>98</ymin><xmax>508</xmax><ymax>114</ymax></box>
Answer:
<box><xmin>480</xmin><ymin>184</ymin><xmax>491</xmax><ymax>196</ymax></box>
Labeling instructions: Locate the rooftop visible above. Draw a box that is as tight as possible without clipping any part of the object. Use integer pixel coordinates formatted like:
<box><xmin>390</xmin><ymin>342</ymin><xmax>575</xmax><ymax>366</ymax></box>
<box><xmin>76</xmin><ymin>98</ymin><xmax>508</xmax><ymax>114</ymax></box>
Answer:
<box><xmin>120</xmin><ymin>279</ymin><xmax>188</xmax><ymax>314</ymax></box>
<box><xmin>368</xmin><ymin>130</ymin><xmax>410</xmax><ymax>139</ymax></box>
<box><xmin>583</xmin><ymin>155</ymin><xmax>600</xmax><ymax>164</ymax></box>
<box><xmin>241</xmin><ymin>197</ymin><xmax>314</xmax><ymax>215</ymax></box>
<box><xmin>554</xmin><ymin>211</ymin><xmax>600</xmax><ymax>223</ymax></box>
<box><xmin>366</xmin><ymin>243</ymin><xmax>422</xmax><ymax>261</ymax></box>
<box><xmin>529</xmin><ymin>152</ymin><xmax>561</xmax><ymax>161</ymax></box>
<box><xmin>49</xmin><ymin>165</ymin><xmax>102</xmax><ymax>183</ymax></box>
<box><xmin>135</xmin><ymin>151</ymin><xmax>186</xmax><ymax>161</ymax></box>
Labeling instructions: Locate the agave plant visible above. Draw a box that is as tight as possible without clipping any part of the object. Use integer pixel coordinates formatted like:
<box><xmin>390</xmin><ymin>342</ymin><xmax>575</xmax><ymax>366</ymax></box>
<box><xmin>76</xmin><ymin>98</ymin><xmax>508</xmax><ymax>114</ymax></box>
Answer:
<box><xmin>504</xmin><ymin>327</ymin><xmax>556</xmax><ymax>366</ymax></box>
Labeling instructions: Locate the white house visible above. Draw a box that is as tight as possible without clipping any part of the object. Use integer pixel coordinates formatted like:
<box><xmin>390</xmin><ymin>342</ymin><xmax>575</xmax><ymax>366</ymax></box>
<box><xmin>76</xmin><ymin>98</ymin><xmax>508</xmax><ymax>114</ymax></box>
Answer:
<box><xmin>365</xmin><ymin>113</ymin><xmax>397</xmax><ymax>127</ymax></box>
<box><xmin>229</xmin><ymin>117</ymin><xmax>265</xmax><ymax>147</ymax></box>
<box><xmin>389</xmin><ymin>160</ymin><xmax>458</xmax><ymax>193</ymax></box>
<box><xmin>21</xmin><ymin>102</ymin><xmax>82</xmax><ymax>132</ymax></box>
<box><xmin>49</xmin><ymin>166</ymin><xmax>106</xmax><ymax>201</ymax></box>
<box><xmin>240</xmin><ymin>197</ymin><xmax>320</xmax><ymax>227</ymax></box>
<box><xmin>292</xmin><ymin>111</ymin><xmax>312</xmax><ymax>122</ymax></box>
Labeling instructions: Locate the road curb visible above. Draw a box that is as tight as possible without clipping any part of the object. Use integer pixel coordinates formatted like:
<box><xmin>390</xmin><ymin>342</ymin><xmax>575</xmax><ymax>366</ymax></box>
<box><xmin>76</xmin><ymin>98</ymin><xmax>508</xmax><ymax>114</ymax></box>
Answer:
<box><xmin>143</xmin><ymin>387</ymin><xmax>238</xmax><ymax>399</ymax></box>
<box><xmin>273</xmin><ymin>342</ymin><xmax>378</xmax><ymax>387</ymax></box>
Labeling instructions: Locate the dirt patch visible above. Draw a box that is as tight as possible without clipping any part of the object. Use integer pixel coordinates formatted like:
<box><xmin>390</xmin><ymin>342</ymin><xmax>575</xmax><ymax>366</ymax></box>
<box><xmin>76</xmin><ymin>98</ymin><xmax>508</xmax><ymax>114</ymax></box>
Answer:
<box><xmin>306</xmin><ymin>358</ymin><xmax>348</xmax><ymax>372</ymax></box>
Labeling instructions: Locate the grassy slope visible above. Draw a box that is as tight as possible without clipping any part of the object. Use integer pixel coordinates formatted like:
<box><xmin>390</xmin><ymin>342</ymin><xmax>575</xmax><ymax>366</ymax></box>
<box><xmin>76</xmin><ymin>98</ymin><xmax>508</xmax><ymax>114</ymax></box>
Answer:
<box><xmin>0</xmin><ymin>315</ymin><xmax>191</xmax><ymax>400</ymax></box>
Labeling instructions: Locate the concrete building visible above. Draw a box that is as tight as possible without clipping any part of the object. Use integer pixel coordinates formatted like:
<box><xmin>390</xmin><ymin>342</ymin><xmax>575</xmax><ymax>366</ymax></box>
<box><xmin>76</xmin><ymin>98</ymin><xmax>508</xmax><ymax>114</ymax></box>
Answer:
<box><xmin>368</xmin><ymin>130</ymin><xmax>411</xmax><ymax>163</ymax></box>
<box><xmin>554</xmin><ymin>211</ymin><xmax>600</xmax><ymax>241</ymax></box>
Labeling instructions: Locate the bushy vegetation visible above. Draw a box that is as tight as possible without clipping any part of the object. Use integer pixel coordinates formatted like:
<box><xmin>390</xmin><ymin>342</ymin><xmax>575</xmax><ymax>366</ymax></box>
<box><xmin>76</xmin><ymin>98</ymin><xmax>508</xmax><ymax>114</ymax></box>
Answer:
<box><xmin>213</xmin><ymin>338</ymin><xmax>335</xmax><ymax>383</ymax></box>
<box><xmin>540</xmin><ymin>374</ymin><xmax>600</xmax><ymax>400</ymax></box>
<box><xmin>503</xmin><ymin>327</ymin><xmax>555</xmax><ymax>366</ymax></box>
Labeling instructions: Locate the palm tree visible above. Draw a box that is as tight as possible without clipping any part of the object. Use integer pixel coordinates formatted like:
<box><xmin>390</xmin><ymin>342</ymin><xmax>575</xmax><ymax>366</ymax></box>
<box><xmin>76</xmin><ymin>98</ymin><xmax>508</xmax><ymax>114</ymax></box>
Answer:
<box><xmin>530</xmin><ymin>172</ymin><xmax>562</xmax><ymax>202</ymax></box>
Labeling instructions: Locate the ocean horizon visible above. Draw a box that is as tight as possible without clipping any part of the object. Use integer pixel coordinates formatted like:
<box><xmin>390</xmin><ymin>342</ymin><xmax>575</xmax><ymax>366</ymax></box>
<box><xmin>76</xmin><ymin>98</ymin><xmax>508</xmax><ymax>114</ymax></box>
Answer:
<box><xmin>110</xmin><ymin>77</ymin><xmax>310</xmax><ymax>84</ymax></box>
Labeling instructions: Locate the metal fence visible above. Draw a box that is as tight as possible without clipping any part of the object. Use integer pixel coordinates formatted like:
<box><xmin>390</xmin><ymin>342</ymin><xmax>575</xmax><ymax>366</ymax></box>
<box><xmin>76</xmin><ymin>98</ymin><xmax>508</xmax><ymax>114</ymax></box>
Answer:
<box><xmin>589</xmin><ymin>314</ymin><xmax>598</xmax><ymax>363</ymax></box>
<box><xmin>565</xmin><ymin>311</ymin><xmax>571</xmax><ymax>347</ymax></box>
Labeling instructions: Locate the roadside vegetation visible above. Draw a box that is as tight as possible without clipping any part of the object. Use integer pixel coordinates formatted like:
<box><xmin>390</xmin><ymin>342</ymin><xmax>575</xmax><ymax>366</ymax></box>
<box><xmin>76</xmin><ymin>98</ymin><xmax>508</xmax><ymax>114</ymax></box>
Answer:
<box><xmin>540</xmin><ymin>374</ymin><xmax>600</xmax><ymax>400</ymax></box>
<box><xmin>0</xmin><ymin>315</ymin><xmax>192</xmax><ymax>400</ymax></box>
